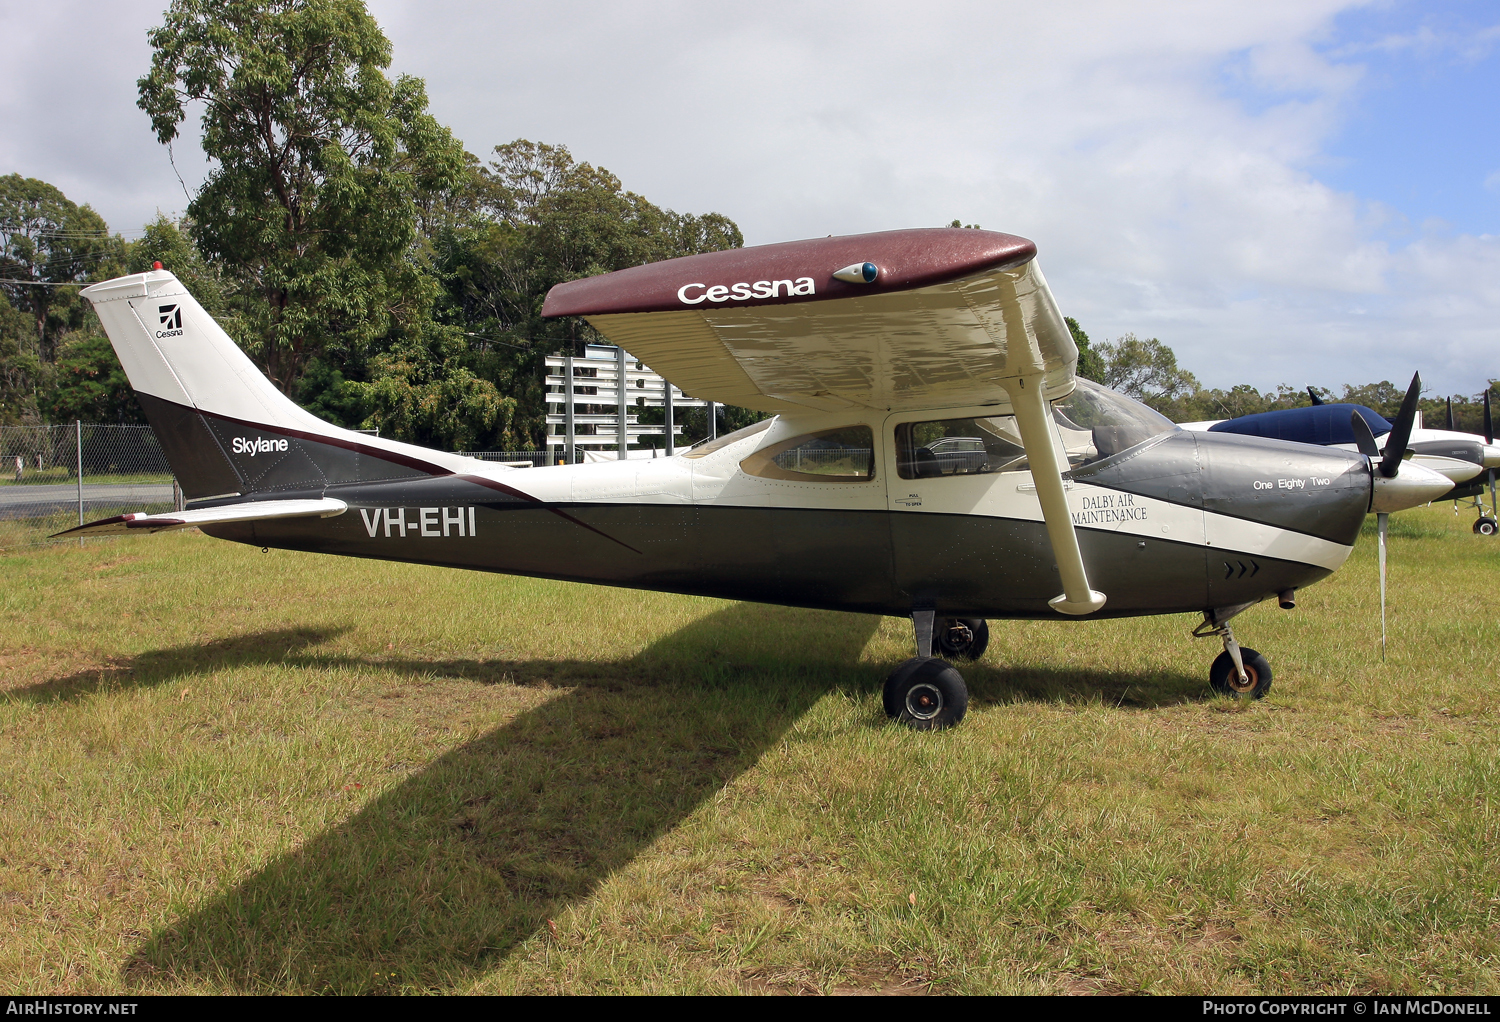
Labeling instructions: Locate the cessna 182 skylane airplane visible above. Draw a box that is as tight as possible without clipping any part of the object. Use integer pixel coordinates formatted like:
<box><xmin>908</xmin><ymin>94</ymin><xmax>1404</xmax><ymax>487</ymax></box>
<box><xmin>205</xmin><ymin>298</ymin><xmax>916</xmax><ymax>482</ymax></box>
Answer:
<box><xmin>67</xmin><ymin>229</ymin><xmax>1453</xmax><ymax>729</ymax></box>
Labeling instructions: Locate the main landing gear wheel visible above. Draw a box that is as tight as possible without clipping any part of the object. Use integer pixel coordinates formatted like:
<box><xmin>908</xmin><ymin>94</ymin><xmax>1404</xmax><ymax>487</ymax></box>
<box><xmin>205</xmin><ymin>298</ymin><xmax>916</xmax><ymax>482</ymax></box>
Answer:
<box><xmin>934</xmin><ymin>618</ymin><xmax>989</xmax><ymax>662</ymax></box>
<box><xmin>1475</xmin><ymin>517</ymin><xmax>1498</xmax><ymax>537</ymax></box>
<box><xmin>883</xmin><ymin>657</ymin><xmax>969</xmax><ymax>730</ymax></box>
<box><xmin>1209</xmin><ymin>647</ymin><xmax>1272</xmax><ymax>700</ymax></box>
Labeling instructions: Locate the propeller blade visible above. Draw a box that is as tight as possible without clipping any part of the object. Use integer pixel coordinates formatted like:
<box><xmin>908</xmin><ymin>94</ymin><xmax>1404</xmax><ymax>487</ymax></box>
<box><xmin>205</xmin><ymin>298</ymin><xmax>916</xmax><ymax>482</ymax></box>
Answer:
<box><xmin>1307</xmin><ymin>386</ymin><xmax>1325</xmax><ymax>406</ymax></box>
<box><xmin>1485</xmin><ymin>389</ymin><xmax>1493</xmax><ymax>446</ymax></box>
<box><xmin>1350</xmin><ymin>410</ymin><xmax>1381</xmax><ymax>458</ymax></box>
<box><xmin>1446</xmin><ymin>396</ymin><xmax>1454</xmax><ymax>431</ymax></box>
<box><xmin>1377</xmin><ymin>511</ymin><xmax>1388</xmax><ymax>661</ymax></box>
<box><xmin>1379</xmin><ymin>372</ymin><xmax>1422</xmax><ymax>479</ymax></box>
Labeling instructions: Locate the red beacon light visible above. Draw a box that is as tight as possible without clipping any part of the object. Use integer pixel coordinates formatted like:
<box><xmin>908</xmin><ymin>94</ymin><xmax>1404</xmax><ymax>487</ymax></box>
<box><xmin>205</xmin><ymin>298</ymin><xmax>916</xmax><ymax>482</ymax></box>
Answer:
<box><xmin>152</xmin><ymin>261</ymin><xmax>163</xmax><ymax>270</ymax></box>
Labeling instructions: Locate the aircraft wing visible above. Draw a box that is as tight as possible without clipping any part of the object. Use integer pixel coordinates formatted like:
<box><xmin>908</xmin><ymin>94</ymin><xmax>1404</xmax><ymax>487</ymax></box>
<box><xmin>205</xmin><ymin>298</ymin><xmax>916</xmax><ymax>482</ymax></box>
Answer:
<box><xmin>52</xmin><ymin>498</ymin><xmax>347</xmax><ymax>538</ymax></box>
<box><xmin>541</xmin><ymin>228</ymin><xmax>1077</xmax><ymax>413</ymax></box>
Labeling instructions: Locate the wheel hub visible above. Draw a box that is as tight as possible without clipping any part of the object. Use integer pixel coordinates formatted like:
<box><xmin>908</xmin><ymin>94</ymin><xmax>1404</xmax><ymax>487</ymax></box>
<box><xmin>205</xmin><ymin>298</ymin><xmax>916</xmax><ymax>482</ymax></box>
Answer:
<box><xmin>1228</xmin><ymin>666</ymin><xmax>1258</xmax><ymax>693</ymax></box>
<box><xmin>905</xmin><ymin>682</ymin><xmax>944</xmax><ymax>721</ymax></box>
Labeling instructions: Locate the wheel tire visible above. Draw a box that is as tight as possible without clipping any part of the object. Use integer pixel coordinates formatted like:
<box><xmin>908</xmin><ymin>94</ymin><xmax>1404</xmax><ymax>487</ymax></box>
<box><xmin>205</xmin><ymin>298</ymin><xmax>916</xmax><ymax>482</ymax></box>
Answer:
<box><xmin>1208</xmin><ymin>647</ymin><xmax>1272</xmax><ymax>700</ymax></box>
<box><xmin>934</xmin><ymin>617</ymin><xmax>990</xmax><ymax>662</ymax></box>
<box><xmin>883</xmin><ymin>657</ymin><xmax>968</xmax><ymax>730</ymax></box>
<box><xmin>1475</xmin><ymin>517</ymin><xmax>1498</xmax><ymax>537</ymax></box>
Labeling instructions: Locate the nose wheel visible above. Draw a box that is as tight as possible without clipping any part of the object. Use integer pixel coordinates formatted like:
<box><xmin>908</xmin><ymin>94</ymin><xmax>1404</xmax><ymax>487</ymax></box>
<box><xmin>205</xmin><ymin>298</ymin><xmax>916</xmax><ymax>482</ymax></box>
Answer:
<box><xmin>1475</xmin><ymin>516</ymin><xmax>1497</xmax><ymax>536</ymax></box>
<box><xmin>1208</xmin><ymin>646</ymin><xmax>1272</xmax><ymax>699</ymax></box>
<box><xmin>1194</xmin><ymin>611</ymin><xmax>1273</xmax><ymax>700</ymax></box>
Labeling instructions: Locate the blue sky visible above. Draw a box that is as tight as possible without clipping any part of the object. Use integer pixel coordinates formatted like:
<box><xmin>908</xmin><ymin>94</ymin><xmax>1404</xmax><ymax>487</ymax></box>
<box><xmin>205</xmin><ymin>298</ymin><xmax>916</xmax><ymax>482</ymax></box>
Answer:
<box><xmin>1310</xmin><ymin>2</ymin><xmax>1500</xmax><ymax>238</ymax></box>
<box><xmin>0</xmin><ymin>0</ymin><xmax>1496</xmax><ymax>395</ymax></box>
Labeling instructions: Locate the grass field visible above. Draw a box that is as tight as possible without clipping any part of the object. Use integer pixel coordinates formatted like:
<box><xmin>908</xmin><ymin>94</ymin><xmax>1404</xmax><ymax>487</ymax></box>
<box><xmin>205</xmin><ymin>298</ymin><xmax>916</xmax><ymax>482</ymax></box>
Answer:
<box><xmin>1</xmin><ymin>505</ymin><xmax>1497</xmax><ymax>995</ymax></box>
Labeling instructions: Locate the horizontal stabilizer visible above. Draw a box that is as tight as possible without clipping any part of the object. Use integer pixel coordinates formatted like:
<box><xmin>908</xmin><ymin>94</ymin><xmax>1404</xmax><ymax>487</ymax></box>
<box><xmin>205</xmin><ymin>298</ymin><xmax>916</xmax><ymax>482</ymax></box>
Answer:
<box><xmin>52</xmin><ymin>498</ymin><xmax>347</xmax><ymax>538</ymax></box>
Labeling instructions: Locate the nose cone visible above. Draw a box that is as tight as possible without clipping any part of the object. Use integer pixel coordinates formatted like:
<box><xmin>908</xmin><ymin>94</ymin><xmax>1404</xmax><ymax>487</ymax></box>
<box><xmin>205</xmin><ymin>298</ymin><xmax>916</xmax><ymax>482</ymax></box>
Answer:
<box><xmin>1485</xmin><ymin>444</ymin><xmax>1500</xmax><ymax>470</ymax></box>
<box><xmin>1371</xmin><ymin>462</ymin><xmax>1455</xmax><ymax>513</ymax></box>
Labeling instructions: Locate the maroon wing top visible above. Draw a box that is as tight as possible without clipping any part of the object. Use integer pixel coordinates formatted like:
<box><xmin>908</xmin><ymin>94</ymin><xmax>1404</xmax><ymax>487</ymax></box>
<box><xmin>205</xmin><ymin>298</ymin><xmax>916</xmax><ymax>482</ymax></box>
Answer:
<box><xmin>540</xmin><ymin>228</ymin><xmax>1037</xmax><ymax>317</ymax></box>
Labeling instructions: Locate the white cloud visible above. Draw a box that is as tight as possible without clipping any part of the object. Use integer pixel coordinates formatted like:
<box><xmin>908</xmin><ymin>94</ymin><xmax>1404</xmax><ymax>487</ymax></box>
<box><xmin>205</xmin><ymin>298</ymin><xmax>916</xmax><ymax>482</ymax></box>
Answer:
<box><xmin>3</xmin><ymin>0</ymin><xmax>1497</xmax><ymax>393</ymax></box>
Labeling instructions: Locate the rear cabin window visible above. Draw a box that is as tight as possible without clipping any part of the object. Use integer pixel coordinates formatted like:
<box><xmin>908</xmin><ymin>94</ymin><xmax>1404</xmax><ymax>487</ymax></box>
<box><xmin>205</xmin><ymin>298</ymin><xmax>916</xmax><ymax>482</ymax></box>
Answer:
<box><xmin>682</xmin><ymin>418</ymin><xmax>774</xmax><ymax>458</ymax></box>
<box><xmin>739</xmin><ymin>426</ymin><xmax>875</xmax><ymax>482</ymax></box>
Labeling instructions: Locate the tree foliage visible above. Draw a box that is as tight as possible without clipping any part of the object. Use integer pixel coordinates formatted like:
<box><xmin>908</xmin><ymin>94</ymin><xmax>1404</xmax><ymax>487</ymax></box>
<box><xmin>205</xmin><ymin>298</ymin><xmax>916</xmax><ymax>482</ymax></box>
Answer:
<box><xmin>137</xmin><ymin>0</ymin><xmax>466</xmax><ymax>394</ymax></box>
<box><xmin>0</xmin><ymin>175</ymin><xmax>122</xmax><ymax>362</ymax></box>
<box><xmin>1065</xmin><ymin>317</ymin><xmax>1104</xmax><ymax>383</ymax></box>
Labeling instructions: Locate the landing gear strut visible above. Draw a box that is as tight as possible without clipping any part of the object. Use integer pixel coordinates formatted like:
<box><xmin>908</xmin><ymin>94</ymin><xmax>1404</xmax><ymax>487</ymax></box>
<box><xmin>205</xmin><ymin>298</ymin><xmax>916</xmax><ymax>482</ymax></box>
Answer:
<box><xmin>882</xmin><ymin>609</ymin><xmax>977</xmax><ymax>729</ymax></box>
<box><xmin>1194</xmin><ymin>609</ymin><xmax>1273</xmax><ymax>700</ymax></box>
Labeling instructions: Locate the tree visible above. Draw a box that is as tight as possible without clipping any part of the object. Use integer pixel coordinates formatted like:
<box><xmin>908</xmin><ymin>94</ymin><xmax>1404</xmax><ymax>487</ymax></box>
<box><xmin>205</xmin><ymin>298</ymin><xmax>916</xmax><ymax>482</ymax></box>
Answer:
<box><xmin>44</xmin><ymin>334</ymin><xmax>147</xmax><ymax>425</ymax></box>
<box><xmin>0</xmin><ymin>293</ymin><xmax>42</xmax><ymax>425</ymax></box>
<box><xmin>1095</xmin><ymin>333</ymin><xmax>1200</xmax><ymax>415</ymax></box>
<box><xmin>425</xmin><ymin>140</ymin><xmax>744</xmax><ymax>448</ymax></box>
<box><xmin>0</xmin><ymin>175</ymin><xmax>122</xmax><ymax>362</ymax></box>
<box><xmin>137</xmin><ymin>0</ymin><xmax>466</xmax><ymax>396</ymax></box>
<box><xmin>1065</xmin><ymin>317</ymin><xmax>1105</xmax><ymax>383</ymax></box>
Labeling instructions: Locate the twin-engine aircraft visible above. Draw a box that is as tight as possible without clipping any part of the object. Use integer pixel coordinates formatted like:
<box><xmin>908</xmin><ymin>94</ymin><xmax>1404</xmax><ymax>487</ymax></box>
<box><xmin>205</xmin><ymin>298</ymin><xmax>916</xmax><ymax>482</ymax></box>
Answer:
<box><xmin>69</xmin><ymin>229</ymin><xmax>1451</xmax><ymax>728</ymax></box>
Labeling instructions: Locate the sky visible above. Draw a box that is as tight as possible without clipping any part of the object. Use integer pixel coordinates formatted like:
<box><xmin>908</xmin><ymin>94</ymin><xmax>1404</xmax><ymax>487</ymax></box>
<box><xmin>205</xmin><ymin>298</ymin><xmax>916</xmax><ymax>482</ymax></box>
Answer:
<box><xmin>0</xmin><ymin>0</ymin><xmax>1497</xmax><ymax>396</ymax></box>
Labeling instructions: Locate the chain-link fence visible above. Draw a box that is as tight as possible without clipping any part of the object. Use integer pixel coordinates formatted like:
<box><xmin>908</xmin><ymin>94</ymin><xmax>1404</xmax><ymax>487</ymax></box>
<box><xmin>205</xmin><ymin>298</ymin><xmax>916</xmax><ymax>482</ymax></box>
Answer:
<box><xmin>0</xmin><ymin>423</ymin><xmax>178</xmax><ymax>551</ymax></box>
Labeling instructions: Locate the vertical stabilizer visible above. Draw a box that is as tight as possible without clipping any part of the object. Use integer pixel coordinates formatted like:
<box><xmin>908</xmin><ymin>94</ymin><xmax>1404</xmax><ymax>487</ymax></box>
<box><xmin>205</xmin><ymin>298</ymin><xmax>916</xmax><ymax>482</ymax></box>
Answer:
<box><xmin>81</xmin><ymin>269</ymin><xmax>476</xmax><ymax>498</ymax></box>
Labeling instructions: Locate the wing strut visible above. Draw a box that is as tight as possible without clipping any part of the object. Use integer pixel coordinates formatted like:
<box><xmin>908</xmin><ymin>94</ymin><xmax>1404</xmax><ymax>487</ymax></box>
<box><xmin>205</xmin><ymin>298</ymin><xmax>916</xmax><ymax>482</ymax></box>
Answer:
<box><xmin>1001</xmin><ymin>375</ymin><xmax>1107</xmax><ymax>616</ymax></box>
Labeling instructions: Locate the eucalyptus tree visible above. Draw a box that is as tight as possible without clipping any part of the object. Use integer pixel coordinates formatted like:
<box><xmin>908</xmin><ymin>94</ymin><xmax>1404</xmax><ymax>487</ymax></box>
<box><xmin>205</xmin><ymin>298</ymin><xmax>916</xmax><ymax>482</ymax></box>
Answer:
<box><xmin>0</xmin><ymin>175</ymin><xmax>120</xmax><ymax>362</ymax></box>
<box><xmin>137</xmin><ymin>0</ymin><xmax>466</xmax><ymax>395</ymax></box>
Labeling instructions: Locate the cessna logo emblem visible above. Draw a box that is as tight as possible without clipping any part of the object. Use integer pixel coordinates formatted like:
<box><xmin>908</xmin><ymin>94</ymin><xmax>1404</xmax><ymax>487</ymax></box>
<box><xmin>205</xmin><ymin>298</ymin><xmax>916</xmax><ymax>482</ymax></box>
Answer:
<box><xmin>232</xmin><ymin>436</ymin><xmax>289</xmax><ymax>456</ymax></box>
<box><xmin>677</xmin><ymin>277</ymin><xmax>815</xmax><ymax>305</ymax></box>
<box><xmin>155</xmin><ymin>303</ymin><xmax>184</xmax><ymax>338</ymax></box>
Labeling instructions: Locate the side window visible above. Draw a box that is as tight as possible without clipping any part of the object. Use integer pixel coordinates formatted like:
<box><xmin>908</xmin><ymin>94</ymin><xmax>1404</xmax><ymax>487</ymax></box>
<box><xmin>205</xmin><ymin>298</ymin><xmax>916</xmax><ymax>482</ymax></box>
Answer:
<box><xmin>897</xmin><ymin>409</ymin><xmax>1101</xmax><ymax>479</ymax></box>
<box><xmin>740</xmin><ymin>425</ymin><xmax>875</xmax><ymax>482</ymax></box>
<box><xmin>896</xmin><ymin>417</ymin><xmax>1028</xmax><ymax>479</ymax></box>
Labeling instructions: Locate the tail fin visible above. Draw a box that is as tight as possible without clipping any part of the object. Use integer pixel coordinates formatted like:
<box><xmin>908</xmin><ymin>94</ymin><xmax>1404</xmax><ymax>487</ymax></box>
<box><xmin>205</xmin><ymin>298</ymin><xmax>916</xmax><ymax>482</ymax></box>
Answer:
<box><xmin>81</xmin><ymin>270</ymin><xmax>472</xmax><ymax>499</ymax></box>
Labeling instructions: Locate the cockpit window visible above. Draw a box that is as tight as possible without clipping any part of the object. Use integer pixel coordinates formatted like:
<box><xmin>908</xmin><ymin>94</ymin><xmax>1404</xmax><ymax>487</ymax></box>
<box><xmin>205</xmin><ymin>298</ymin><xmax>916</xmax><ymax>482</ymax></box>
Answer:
<box><xmin>740</xmin><ymin>425</ymin><xmax>875</xmax><ymax>482</ymax></box>
<box><xmin>895</xmin><ymin>380</ymin><xmax>1177</xmax><ymax>479</ymax></box>
<box><xmin>1052</xmin><ymin>379</ymin><xmax>1178</xmax><ymax>464</ymax></box>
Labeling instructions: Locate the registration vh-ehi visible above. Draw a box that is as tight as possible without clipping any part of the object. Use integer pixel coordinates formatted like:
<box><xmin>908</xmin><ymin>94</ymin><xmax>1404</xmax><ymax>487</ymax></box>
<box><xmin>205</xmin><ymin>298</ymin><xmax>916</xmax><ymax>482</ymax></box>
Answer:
<box><xmin>66</xmin><ymin>229</ymin><xmax>1450</xmax><ymax>728</ymax></box>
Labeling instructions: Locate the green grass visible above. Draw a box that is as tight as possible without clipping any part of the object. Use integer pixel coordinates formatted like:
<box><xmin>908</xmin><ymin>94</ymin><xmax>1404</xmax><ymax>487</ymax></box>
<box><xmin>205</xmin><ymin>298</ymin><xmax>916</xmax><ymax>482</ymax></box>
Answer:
<box><xmin>1</xmin><ymin>504</ymin><xmax>1497</xmax><ymax>994</ymax></box>
<box><xmin>0</xmin><ymin>470</ymin><xmax>173</xmax><ymax>487</ymax></box>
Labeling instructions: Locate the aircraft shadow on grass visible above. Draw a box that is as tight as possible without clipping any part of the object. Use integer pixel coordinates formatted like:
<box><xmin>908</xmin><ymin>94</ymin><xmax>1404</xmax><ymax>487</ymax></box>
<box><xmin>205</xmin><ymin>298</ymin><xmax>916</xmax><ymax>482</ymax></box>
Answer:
<box><xmin>111</xmin><ymin>606</ymin><xmax>1202</xmax><ymax>992</ymax></box>
<box><xmin>5</xmin><ymin>627</ymin><xmax>348</xmax><ymax>704</ymax></box>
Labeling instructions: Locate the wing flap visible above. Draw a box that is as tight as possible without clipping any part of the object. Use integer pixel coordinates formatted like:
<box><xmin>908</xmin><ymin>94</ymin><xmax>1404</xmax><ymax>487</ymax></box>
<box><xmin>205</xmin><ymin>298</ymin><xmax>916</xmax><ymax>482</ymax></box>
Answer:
<box><xmin>52</xmin><ymin>498</ymin><xmax>348</xmax><ymax>538</ymax></box>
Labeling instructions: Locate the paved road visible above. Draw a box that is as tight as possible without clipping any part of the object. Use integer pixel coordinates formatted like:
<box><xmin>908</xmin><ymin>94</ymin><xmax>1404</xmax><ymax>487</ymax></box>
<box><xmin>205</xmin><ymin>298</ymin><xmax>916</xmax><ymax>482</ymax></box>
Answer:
<box><xmin>0</xmin><ymin>483</ymin><xmax>175</xmax><ymax>519</ymax></box>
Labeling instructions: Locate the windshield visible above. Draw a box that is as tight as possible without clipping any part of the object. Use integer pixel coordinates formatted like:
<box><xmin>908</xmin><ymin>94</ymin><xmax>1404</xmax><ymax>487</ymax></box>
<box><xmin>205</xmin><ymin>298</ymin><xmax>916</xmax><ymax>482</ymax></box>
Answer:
<box><xmin>895</xmin><ymin>380</ymin><xmax>1177</xmax><ymax>479</ymax></box>
<box><xmin>1051</xmin><ymin>379</ymin><xmax>1178</xmax><ymax>468</ymax></box>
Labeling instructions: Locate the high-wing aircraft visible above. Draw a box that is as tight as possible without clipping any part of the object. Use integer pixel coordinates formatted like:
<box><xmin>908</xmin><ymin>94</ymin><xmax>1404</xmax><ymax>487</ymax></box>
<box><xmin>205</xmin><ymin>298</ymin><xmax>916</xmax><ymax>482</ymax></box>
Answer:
<box><xmin>1181</xmin><ymin>387</ymin><xmax>1500</xmax><ymax>536</ymax></box>
<box><xmin>66</xmin><ymin>229</ymin><xmax>1452</xmax><ymax>729</ymax></box>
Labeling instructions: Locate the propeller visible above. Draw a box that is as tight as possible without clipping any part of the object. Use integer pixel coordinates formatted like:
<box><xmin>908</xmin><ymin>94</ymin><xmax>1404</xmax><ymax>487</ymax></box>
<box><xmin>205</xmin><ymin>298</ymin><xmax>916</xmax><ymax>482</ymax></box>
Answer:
<box><xmin>1362</xmin><ymin>411</ymin><xmax>1392</xmax><ymax>657</ymax></box>
<box><xmin>1379</xmin><ymin>372</ymin><xmax>1422</xmax><ymax>479</ymax></box>
<box><xmin>1307</xmin><ymin>386</ymin><xmax>1325</xmax><ymax>406</ymax></box>
<box><xmin>1377</xmin><ymin>510</ymin><xmax>1389</xmax><ymax>660</ymax></box>
<box><xmin>1350</xmin><ymin>410</ymin><xmax>1381</xmax><ymax>458</ymax></box>
<box><xmin>1360</xmin><ymin>372</ymin><xmax>1422</xmax><ymax>661</ymax></box>
<box><xmin>1487</xmin><ymin>389</ymin><xmax>1496</xmax><ymax>525</ymax></box>
<box><xmin>1446</xmin><ymin>396</ymin><xmax>1455</xmax><ymax>431</ymax></box>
